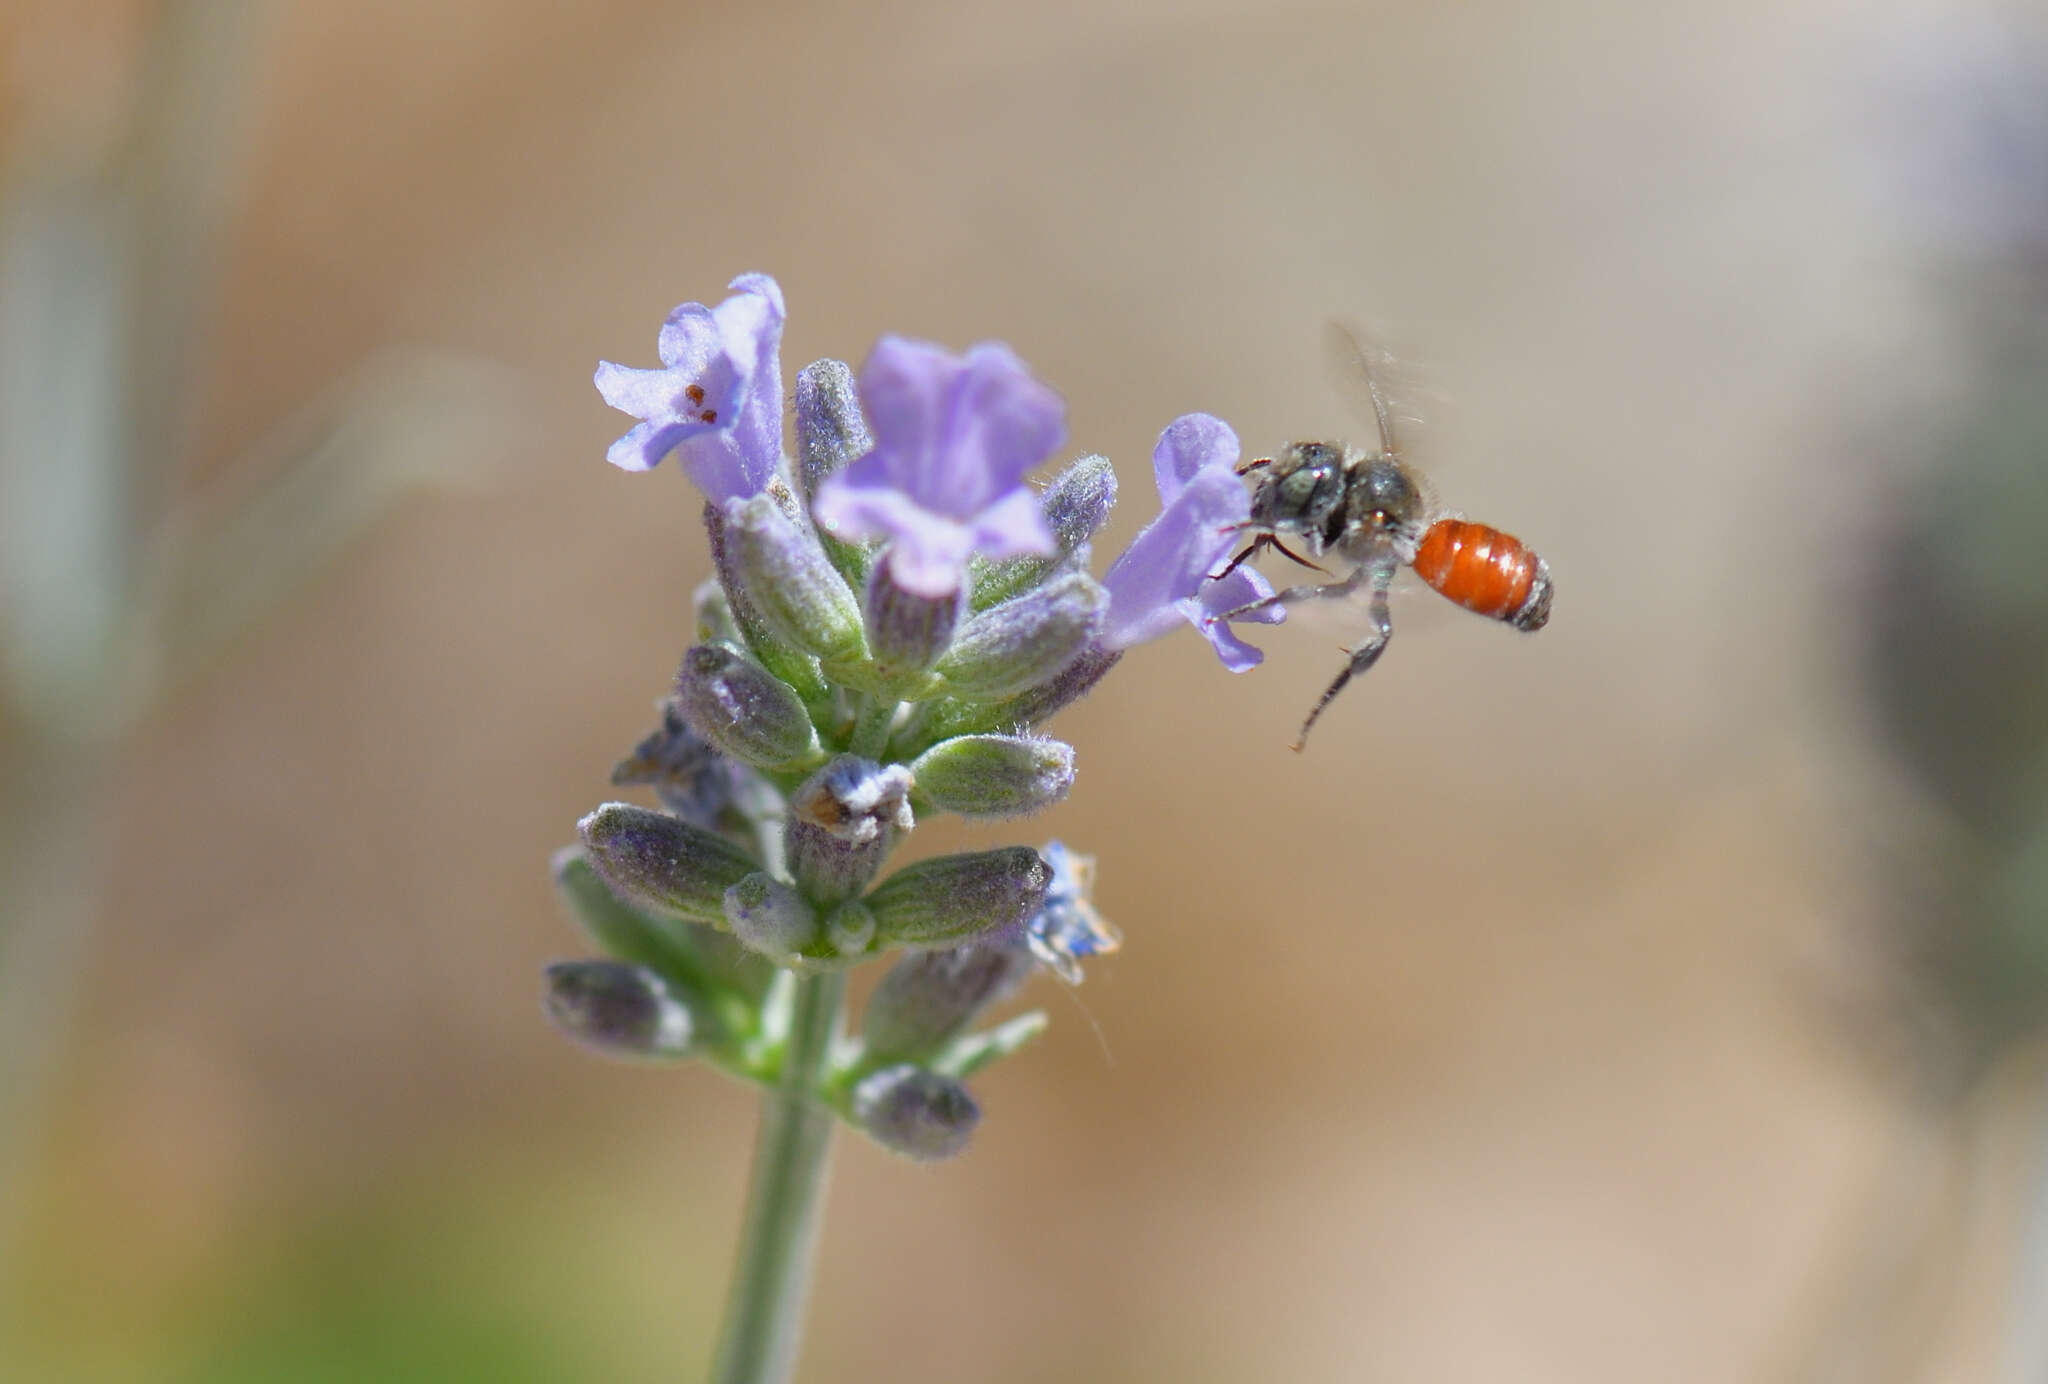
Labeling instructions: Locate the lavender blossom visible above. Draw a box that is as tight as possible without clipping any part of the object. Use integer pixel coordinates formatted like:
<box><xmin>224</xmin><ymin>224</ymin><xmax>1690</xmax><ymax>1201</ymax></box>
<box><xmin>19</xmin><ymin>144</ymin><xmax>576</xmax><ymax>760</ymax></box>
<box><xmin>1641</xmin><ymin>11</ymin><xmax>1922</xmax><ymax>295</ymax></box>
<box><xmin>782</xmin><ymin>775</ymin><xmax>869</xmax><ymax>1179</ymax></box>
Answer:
<box><xmin>813</xmin><ymin>337</ymin><xmax>1062</xmax><ymax>598</ymax></box>
<box><xmin>1100</xmin><ymin>413</ymin><xmax>1283</xmax><ymax>672</ymax></box>
<box><xmin>594</xmin><ymin>272</ymin><xmax>785</xmax><ymax>502</ymax></box>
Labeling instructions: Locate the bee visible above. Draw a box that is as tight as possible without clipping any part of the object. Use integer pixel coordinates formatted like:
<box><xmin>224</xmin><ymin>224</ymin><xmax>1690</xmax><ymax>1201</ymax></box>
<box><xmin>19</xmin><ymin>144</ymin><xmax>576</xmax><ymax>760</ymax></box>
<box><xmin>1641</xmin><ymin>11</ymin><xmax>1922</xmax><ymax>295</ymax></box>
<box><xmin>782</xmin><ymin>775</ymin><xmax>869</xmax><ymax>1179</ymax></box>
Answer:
<box><xmin>1214</xmin><ymin>327</ymin><xmax>1552</xmax><ymax>750</ymax></box>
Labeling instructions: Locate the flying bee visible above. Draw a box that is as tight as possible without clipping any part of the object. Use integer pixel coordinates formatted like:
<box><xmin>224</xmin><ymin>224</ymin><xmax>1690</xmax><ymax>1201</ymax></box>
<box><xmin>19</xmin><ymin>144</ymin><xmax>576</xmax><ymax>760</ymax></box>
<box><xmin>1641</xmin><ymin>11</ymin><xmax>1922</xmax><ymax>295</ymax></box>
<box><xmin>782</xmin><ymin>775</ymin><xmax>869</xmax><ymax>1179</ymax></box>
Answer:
<box><xmin>1214</xmin><ymin>326</ymin><xmax>1552</xmax><ymax>750</ymax></box>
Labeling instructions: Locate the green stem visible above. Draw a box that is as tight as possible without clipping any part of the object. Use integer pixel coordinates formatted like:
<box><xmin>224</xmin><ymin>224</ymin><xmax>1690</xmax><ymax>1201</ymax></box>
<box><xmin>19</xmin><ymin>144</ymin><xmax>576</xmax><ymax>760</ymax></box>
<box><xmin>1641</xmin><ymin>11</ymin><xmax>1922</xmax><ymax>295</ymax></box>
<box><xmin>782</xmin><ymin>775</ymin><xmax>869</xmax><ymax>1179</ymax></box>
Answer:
<box><xmin>708</xmin><ymin>965</ymin><xmax>847</xmax><ymax>1384</ymax></box>
<box><xmin>847</xmin><ymin>698</ymin><xmax>898</xmax><ymax>760</ymax></box>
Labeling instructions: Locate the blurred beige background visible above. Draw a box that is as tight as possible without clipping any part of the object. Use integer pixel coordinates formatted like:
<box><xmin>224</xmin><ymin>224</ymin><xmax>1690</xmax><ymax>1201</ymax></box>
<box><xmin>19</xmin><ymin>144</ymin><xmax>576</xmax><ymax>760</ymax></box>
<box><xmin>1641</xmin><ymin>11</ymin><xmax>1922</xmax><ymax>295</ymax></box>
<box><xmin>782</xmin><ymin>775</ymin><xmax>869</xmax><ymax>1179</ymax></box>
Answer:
<box><xmin>5</xmin><ymin>0</ymin><xmax>2043</xmax><ymax>1379</ymax></box>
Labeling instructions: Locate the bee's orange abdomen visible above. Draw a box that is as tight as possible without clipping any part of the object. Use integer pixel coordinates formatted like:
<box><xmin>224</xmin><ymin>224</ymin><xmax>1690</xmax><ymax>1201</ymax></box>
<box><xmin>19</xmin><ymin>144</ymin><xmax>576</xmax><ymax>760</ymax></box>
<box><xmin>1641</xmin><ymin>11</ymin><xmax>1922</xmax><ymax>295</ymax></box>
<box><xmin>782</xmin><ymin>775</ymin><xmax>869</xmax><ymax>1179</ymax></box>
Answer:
<box><xmin>1412</xmin><ymin>519</ymin><xmax>1552</xmax><ymax>631</ymax></box>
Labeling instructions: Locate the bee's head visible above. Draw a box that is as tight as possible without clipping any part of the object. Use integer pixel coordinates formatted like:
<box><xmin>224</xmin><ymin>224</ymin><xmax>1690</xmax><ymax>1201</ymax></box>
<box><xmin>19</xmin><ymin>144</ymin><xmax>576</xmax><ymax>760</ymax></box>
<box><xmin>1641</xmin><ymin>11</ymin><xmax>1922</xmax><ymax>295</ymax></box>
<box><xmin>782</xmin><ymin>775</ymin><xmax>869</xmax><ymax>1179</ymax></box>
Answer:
<box><xmin>1246</xmin><ymin>440</ymin><xmax>1346</xmax><ymax>538</ymax></box>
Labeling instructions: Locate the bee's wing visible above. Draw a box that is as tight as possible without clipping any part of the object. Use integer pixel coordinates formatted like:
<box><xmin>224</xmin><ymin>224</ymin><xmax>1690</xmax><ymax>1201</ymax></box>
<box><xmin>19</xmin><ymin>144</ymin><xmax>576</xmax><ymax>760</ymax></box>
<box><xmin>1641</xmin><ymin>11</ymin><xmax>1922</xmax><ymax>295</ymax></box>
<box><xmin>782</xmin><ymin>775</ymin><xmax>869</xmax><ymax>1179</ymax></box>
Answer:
<box><xmin>1321</xmin><ymin>320</ymin><xmax>1448</xmax><ymax>466</ymax></box>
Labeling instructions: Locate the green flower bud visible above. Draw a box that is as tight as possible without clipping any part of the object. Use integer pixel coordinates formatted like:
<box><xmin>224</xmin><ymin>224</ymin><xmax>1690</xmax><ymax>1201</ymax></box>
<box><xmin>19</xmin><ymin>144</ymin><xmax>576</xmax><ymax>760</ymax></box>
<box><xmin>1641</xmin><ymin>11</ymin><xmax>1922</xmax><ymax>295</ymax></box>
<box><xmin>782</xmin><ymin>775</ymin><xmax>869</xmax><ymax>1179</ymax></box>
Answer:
<box><xmin>723</xmin><ymin>872</ymin><xmax>821</xmax><ymax>963</ymax></box>
<box><xmin>552</xmin><ymin>847</ymin><xmax>772</xmax><ymax>1004</ymax></box>
<box><xmin>862</xmin><ymin>941</ymin><xmax>1033</xmax><ymax>1063</ymax></box>
<box><xmin>543</xmin><ymin>961</ymin><xmax>697</xmax><ymax>1061</ymax></box>
<box><xmin>936</xmin><ymin>570</ymin><xmax>1106</xmax><ymax>702</ymax></box>
<box><xmin>795</xmin><ymin>358</ymin><xmax>872</xmax><ymax>501</ymax></box>
<box><xmin>971</xmin><ymin>454</ymin><xmax>1117</xmax><ymax>610</ymax></box>
<box><xmin>676</xmin><ymin>643</ymin><xmax>823</xmax><ymax>771</ymax></box>
<box><xmin>724</xmin><ymin>493</ymin><xmax>867</xmax><ymax>667</ymax></box>
<box><xmin>824</xmin><ymin>899</ymin><xmax>877</xmax><ymax>958</ymax></box>
<box><xmin>577</xmin><ymin>802</ymin><xmax>760</xmax><ymax>924</ymax></box>
<box><xmin>850</xmin><ymin>1064</ymin><xmax>980</xmax><ymax>1160</ymax></box>
<box><xmin>909</xmin><ymin>734</ymin><xmax>1074</xmax><ymax>819</ymax></box>
<box><xmin>865</xmin><ymin>847</ymin><xmax>1052</xmax><ymax>947</ymax></box>
<box><xmin>705</xmin><ymin>503</ymin><xmax>831</xmax><ymax>712</ymax></box>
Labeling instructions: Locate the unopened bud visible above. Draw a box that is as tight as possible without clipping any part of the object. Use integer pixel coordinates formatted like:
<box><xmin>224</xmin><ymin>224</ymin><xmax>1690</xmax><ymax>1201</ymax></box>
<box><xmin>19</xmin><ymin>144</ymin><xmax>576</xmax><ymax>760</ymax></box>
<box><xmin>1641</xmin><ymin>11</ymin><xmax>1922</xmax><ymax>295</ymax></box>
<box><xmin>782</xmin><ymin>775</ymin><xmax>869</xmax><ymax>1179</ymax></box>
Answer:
<box><xmin>705</xmin><ymin>504</ymin><xmax>832</xmax><ymax>711</ymax></box>
<box><xmin>676</xmin><ymin>643</ymin><xmax>822</xmax><ymax>771</ymax></box>
<box><xmin>824</xmin><ymin>899</ymin><xmax>878</xmax><ymax>958</ymax></box>
<box><xmin>723</xmin><ymin>494</ymin><xmax>867</xmax><ymax>667</ymax></box>
<box><xmin>544</xmin><ymin>961</ymin><xmax>696</xmax><ymax>1060</ymax></box>
<box><xmin>937</xmin><ymin>570</ymin><xmax>1107</xmax><ymax>701</ymax></box>
<box><xmin>865</xmin><ymin>847</ymin><xmax>1052</xmax><ymax>946</ymax></box>
<box><xmin>578</xmin><ymin>802</ymin><xmax>760</xmax><ymax>923</ymax></box>
<box><xmin>863</xmin><ymin>941</ymin><xmax>1034</xmax><ymax>1061</ymax></box>
<box><xmin>909</xmin><ymin>735</ymin><xmax>1074</xmax><ymax>818</ymax></box>
<box><xmin>972</xmin><ymin>455</ymin><xmax>1118</xmax><ymax>609</ymax></box>
<box><xmin>694</xmin><ymin>578</ymin><xmax>740</xmax><ymax>646</ymax></box>
<box><xmin>795</xmin><ymin>358</ymin><xmax>873</xmax><ymax>500</ymax></box>
<box><xmin>1005</xmin><ymin>644</ymin><xmax>1120</xmax><ymax>728</ymax></box>
<box><xmin>723</xmin><ymin>872</ymin><xmax>820</xmax><ymax>962</ymax></box>
<box><xmin>553</xmin><ymin>848</ymin><xmax>771</xmax><ymax>1005</ymax></box>
<box><xmin>850</xmin><ymin>1064</ymin><xmax>980</xmax><ymax>1160</ymax></box>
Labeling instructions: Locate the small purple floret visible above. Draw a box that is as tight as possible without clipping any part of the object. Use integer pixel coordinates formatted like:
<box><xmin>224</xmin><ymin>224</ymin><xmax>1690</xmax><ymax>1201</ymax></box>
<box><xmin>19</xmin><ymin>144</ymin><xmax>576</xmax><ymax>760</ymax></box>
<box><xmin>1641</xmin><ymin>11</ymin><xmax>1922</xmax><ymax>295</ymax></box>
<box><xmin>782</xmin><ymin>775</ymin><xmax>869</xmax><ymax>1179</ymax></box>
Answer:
<box><xmin>1100</xmin><ymin>414</ymin><xmax>1282</xmax><ymax>671</ymax></box>
<box><xmin>813</xmin><ymin>337</ymin><xmax>1062</xmax><ymax>598</ymax></box>
<box><xmin>594</xmin><ymin>273</ymin><xmax>785</xmax><ymax>503</ymax></box>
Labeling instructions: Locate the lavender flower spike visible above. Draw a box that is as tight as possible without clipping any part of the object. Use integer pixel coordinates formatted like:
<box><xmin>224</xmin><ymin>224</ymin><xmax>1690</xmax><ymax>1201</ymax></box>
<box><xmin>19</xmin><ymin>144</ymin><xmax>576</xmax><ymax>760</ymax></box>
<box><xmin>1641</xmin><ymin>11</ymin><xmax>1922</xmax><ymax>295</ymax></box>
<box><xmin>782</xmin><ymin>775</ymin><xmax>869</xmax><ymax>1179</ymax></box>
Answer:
<box><xmin>813</xmin><ymin>336</ymin><xmax>1062</xmax><ymax>598</ymax></box>
<box><xmin>1100</xmin><ymin>413</ymin><xmax>1284</xmax><ymax>672</ymax></box>
<box><xmin>594</xmin><ymin>272</ymin><xmax>785</xmax><ymax>502</ymax></box>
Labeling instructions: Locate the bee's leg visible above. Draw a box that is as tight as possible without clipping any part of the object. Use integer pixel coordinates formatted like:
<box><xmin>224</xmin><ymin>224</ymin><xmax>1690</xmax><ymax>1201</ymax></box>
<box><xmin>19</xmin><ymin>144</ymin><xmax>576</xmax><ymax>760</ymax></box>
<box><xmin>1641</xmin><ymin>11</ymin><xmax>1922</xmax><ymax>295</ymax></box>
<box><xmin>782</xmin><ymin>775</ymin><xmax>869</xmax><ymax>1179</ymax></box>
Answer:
<box><xmin>1210</xmin><ymin>535</ymin><xmax>1269</xmax><ymax>581</ymax></box>
<box><xmin>1214</xmin><ymin>566</ymin><xmax>1366</xmax><ymax>622</ymax></box>
<box><xmin>1292</xmin><ymin>558</ymin><xmax>1397</xmax><ymax>752</ymax></box>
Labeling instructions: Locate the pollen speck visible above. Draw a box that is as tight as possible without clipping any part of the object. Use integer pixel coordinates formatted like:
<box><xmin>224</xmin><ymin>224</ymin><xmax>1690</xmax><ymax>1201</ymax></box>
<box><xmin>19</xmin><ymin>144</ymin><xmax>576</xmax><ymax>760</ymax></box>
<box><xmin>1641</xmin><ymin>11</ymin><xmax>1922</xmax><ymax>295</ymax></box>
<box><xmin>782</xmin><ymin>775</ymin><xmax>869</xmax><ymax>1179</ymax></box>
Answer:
<box><xmin>684</xmin><ymin>384</ymin><xmax>706</xmax><ymax>406</ymax></box>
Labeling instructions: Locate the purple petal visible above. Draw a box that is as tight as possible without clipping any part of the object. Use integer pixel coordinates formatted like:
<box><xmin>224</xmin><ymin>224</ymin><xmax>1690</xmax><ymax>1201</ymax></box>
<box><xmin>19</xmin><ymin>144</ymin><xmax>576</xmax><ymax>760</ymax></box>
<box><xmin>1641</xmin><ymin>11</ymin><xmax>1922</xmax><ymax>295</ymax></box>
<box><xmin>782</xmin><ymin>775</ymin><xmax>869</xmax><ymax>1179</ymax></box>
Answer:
<box><xmin>855</xmin><ymin>336</ymin><xmax>955</xmax><ymax>499</ymax></box>
<box><xmin>855</xmin><ymin>337</ymin><xmax>1065</xmax><ymax>519</ymax></box>
<box><xmin>677</xmin><ymin>435</ymin><xmax>764</xmax><ymax>505</ymax></box>
<box><xmin>720</xmin><ymin>274</ymin><xmax>786</xmax><ymax>484</ymax></box>
<box><xmin>949</xmin><ymin>343</ymin><xmax>1066</xmax><ymax>503</ymax></box>
<box><xmin>811</xmin><ymin>461</ymin><xmax>927</xmax><ymax>544</ymax></box>
<box><xmin>1198</xmin><ymin>566</ymin><xmax>1285</xmax><ymax>626</ymax></box>
<box><xmin>1152</xmin><ymin>413</ymin><xmax>1240</xmax><ymax>503</ymax></box>
<box><xmin>1181</xmin><ymin>596</ymin><xmax>1269</xmax><ymax>671</ymax></box>
<box><xmin>964</xmin><ymin>486</ymin><xmax>1056</xmax><ymax>562</ymax></box>
<box><xmin>606</xmin><ymin>419</ymin><xmax>689</xmax><ymax>473</ymax></box>
<box><xmin>1100</xmin><ymin>465</ymin><xmax>1249</xmax><ymax>649</ymax></box>
<box><xmin>885</xmin><ymin>520</ymin><xmax>979</xmax><ymax>599</ymax></box>
<box><xmin>594</xmin><ymin>361</ymin><xmax>687</xmax><ymax>420</ymax></box>
<box><xmin>595</xmin><ymin>274</ymin><xmax>784</xmax><ymax>497</ymax></box>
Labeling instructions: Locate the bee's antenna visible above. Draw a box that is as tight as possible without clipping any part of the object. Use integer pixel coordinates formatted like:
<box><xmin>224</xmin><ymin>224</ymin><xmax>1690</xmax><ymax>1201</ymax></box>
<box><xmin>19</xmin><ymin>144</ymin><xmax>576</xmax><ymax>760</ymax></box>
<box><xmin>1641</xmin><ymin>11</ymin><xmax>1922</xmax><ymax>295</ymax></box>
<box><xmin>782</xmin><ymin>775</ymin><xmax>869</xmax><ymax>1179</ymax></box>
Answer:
<box><xmin>1235</xmin><ymin>457</ymin><xmax>1273</xmax><ymax>476</ymax></box>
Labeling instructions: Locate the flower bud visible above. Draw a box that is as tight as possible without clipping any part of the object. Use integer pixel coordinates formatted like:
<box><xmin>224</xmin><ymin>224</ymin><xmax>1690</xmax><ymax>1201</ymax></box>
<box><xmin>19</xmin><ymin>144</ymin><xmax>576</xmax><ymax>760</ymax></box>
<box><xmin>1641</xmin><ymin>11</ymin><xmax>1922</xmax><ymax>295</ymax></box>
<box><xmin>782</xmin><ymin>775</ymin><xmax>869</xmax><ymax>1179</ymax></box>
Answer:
<box><xmin>863</xmin><ymin>561</ymin><xmax>962</xmax><ymax>695</ymax></box>
<box><xmin>544</xmin><ymin>961</ymin><xmax>697</xmax><ymax>1061</ymax></box>
<box><xmin>850</xmin><ymin>1064</ymin><xmax>980</xmax><ymax>1160</ymax></box>
<box><xmin>862</xmin><ymin>941</ymin><xmax>1034</xmax><ymax>1062</ymax></box>
<box><xmin>909</xmin><ymin>735</ymin><xmax>1074</xmax><ymax>818</ymax></box>
<box><xmin>785</xmin><ymin>757</ymin><xmax>915</xmax><ymax>905</ymax></box>
<box><xmin>723</xmin><ymin>493</ymin><xmax>867</xmax><ymax>667</ymax></box>
<box><xmin>824</xmin><ymin>899</ymin><xmax>877</xmax><ymax>958</ymax></box>
<box><xmin>693</xmin><ymin>577</ymin><xmax>740</xmax><ymax>645</ymax></box>
<box><xmin>577</xmin><ymin>802</ymin><xmax>760</xmax><ymax>923</ymax></box>
<box><xmin>610</xmin><ymin>697</ymin><xmax>740</xmax><ymax>829</ymax></box>
<box><xmin>705</xmin><ymin>503</ymin><xmax>831</xmax><ymax>710</ymax></box>
<box><xmin>676</xmin><ymin>643</ymin><xmax>822</xmax><ymax>771</ymax></box>
<box><xmin>1004</xmin><ymin>643</ymin><xmax>1120</xmax><ymax>728</ymax></box>
<box><xmin>723</xmin><ymin>872</ymin><xmax>820</xmax><ymax>962</ymax></box>
<box><xmin>795</xmin><ymin>358</ymin><xmax>873</xmax><ymax>500</ymax></box>
<box><xmin>553</xmin><ymin>847</ymin><xmax>771</xmax><ymax>1003</ymax></box>
<box><xmin>865</xmin><ymin>847</ymin><xmax>1052</xmax><ymax>947</ymax></box>
<box><xmin>972</xmin><ymin>454</ymin><xmax>1118</xmax><ymax>610</ymax></box>
<box><xmin>937</xmin><ymin>570</ymin><xmax>1107</xmax><ymax>701</ymax></box>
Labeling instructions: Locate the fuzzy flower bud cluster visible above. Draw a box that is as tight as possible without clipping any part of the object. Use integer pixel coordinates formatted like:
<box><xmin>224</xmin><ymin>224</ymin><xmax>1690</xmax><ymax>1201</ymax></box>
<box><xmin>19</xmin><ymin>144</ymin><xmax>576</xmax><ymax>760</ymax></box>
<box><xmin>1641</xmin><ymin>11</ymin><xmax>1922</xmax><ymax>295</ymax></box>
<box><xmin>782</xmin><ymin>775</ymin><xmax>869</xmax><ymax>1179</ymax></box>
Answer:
<box><xmin>545</xmin><ymin>274</ymin><xmax>1274</xmax><ymax>1159</ymax></box>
